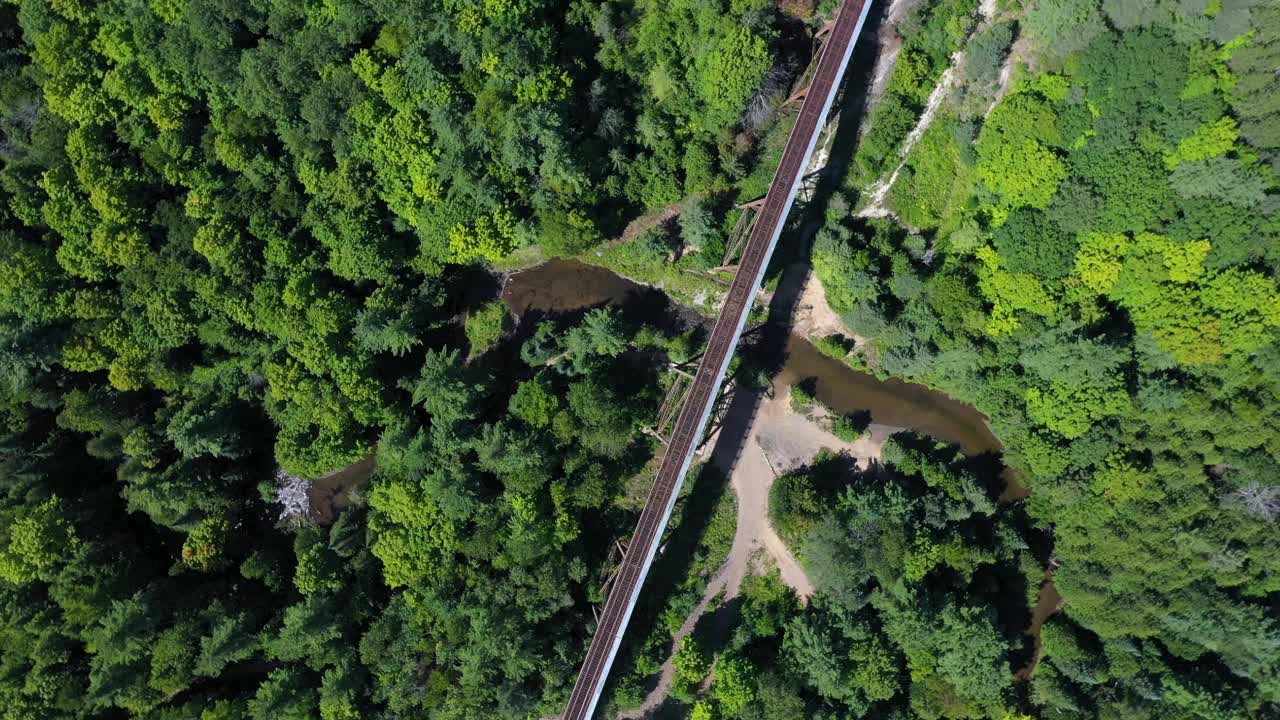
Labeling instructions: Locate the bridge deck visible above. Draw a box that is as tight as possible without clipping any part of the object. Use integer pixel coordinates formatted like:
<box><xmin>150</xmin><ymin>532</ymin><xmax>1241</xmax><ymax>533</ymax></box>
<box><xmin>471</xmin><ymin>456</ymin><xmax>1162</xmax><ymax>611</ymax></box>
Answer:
<box><xmin>561</xmin><ymin>2</ymin><xmax>873</xmax><ymax>717</ymax></box>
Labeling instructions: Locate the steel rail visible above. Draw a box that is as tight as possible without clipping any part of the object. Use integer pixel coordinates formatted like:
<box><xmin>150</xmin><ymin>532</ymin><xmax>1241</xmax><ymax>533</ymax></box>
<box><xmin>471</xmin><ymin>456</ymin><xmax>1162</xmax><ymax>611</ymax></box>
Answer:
<box><xmin>561</xmin><ymin>2</ymin><xmax>873</xmax><ymax>717</ymax></box>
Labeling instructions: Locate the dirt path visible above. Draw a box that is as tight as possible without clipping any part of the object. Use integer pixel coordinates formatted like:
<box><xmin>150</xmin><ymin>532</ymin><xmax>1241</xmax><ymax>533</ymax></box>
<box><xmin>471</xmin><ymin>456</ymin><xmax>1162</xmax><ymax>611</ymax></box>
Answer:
<box><xmin>607</xmin><ymin>202</ymin><xmax>683</xmax><ymax>247</ymax></box>
<box><xmin>617</xmin><ymin>572</ymin><xmax>730</xmax><ymax>720</ymax></box>
<box><xmin>614</xmin><ymin>4</ymin><xmax>952</xmax><ymax>714</ymax></box>
<box><xmin>716</xmin><ymin>396</ymin><xmax>816</xmax><ymax>602</ymax></box>
<box><xmin>615</xmin><ymin>201</ymin><xmax>884</xmax><ymax>720</ymax></box>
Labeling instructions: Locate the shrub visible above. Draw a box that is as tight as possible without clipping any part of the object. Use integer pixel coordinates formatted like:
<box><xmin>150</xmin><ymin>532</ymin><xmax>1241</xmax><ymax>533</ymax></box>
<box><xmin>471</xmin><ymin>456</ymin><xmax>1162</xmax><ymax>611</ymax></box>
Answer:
<box><xmin>700</xmin><ymin>28</ymin><xmax>773</xmax><ymax>131</ymax></box>
<box><xmin>539</xmin><ymin>207</ymin><xmax>601</xmax><ymax>256</ymax></box>
<box><xmin>680</xmin><ymin>200</ymin><xmax>726</xmax><ymax>269</ymax></box>
<box><xmin>854</xmin><ymin>94</ymin><xmax>920</xmax><ymax>183</ymax></box>
<box><xmin>964</xmin><ymin>22</ymin><xmax>1014</xmax><ymax>90</ymax></box>
<box><xmin>790</xmin><ymin>377</ymin><xmax>817</xmax><ymax>412</ymax></box>
<box><xmin>606</xmin><ymin>225</ymin><xmax>675</xmax><ymax>277</ymax></box>
<box><xmin>889</xmin><ymin>115</ymin><xmax>975</xmax><ymax>229</ymax></box>
<box><xmin>814</xmin><ymin>334</ymin><xmax>854</xmax><ymax>360</ymax></box>
<box><xmin>663</xmin><ymin>327</ymin><xmax>703</xmax><ymax>365</ymax></box>
<box><xmin>509</xmin><ymin>376</ymin><xmax>560</xmax><ymax>429</ymax></box>
<box><xmin>831</xmin><ymin>410</ymin><xmax>871</xmax><ymax>443</ymax></box>
<box><xmin>690</xmin><ymin>700</ymin><xmax>718</xmax><ymax>720</ymax></box>
<box><xmin>672</xmin><ymin>636</ymin><xmax>711</xmax><ymax>700</ymax></box>
<box><xmin>769</xmin><ymin>472</ymin><xmax>822</xmax><ymax>547</ymax></box>
<box><xmin>712</xmin><ymin>655</ymin><xmax>757</xmax><ymax>716</ymax></box>
<box><xmin>465</xmin><ymin>301</ymin><xmax>508</xmax><ymax>356</ymax></box>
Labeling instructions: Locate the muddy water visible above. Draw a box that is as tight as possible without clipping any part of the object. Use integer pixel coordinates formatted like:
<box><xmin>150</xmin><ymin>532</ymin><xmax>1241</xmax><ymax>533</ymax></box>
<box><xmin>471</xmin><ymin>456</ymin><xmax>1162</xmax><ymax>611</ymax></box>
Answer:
<box><xmin>308</xmin><ymin>454</ymin><xmax>377</xmax><ymax>524</ymax></box>
<box><xmin>505</xmin><ymin>260</ymin><xmax>1003</xmax><ymax>460</ymax></box>
<box><xmin>501</xmin><ymin>258</ymin><xmax>662</xmax><ymax>317</ymax></box>
<box><xmin>1018</xmin><ymin>573</ymin><xmax>1066</xmax><ymax>680</ymax></box>
<box><xmin>777</xmin><ymin>336</ymin><xmax>1001</xmax><ymax>456</ymax></box>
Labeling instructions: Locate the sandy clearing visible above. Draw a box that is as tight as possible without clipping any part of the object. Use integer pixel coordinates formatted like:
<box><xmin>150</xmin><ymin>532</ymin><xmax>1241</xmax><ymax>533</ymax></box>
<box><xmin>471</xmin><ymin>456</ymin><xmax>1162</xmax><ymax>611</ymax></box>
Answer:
<box><xmin>618</xmin><ymin>385</ymin><xmax>888</xmax><ymax>719</ymax></box>
<box><xmin>791</xmin><ymin>265</ymin><xmax>854</xmax><ymax>342</ymax></box>
<box><xmin>701</xmin><ymin>379</ymin><xmax>881</xmax><ymax>605</ymax></box>
<box><xmin>743</xmin><ymin>383</ymin><xmax>894</xmax><ymax>597</ymax></box>
<box><xmin>756</xmin><ymin>394</ymin><xmax>891</xmax><ymax>477</ymax></box>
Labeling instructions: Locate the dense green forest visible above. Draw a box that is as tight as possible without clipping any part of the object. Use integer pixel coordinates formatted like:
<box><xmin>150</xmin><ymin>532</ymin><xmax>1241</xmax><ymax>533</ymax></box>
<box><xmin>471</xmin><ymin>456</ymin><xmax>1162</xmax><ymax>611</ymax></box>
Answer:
<box><xmin>719</xmin><ymin>437</ymin><xmax>1044</xmax><ymax>719</ymax></box>
<box><xmin>2</xmin><ymin>0</ymin><xmax>1279</xmax><ymax>718</ymax></box>
<box><xmin>805</xmin><ymin>0</ymin><xmax>1280</xmax><ymax>718</ymax></box>
<box><xmin>0</xmin><ymin>0</ymin><xmax>806</xmax><ymax>478</ymax></box>
<box><xmin>0</xmin><ymin>0</ymin><xmax>813</xmax><ymax>716</ymax></box>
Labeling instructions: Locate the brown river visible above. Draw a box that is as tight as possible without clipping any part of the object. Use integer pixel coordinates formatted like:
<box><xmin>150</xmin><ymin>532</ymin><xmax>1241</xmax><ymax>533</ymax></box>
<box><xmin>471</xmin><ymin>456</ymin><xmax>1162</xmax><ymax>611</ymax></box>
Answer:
<box><xmin>314</xmin><ymin>257</ymin><xmax>1017</xmax><ymax>509</ymax></box>
<box><xmin>502</xmin><ymin>258</ymin><xmax>1002</xmax><ymax>458</ymax></box>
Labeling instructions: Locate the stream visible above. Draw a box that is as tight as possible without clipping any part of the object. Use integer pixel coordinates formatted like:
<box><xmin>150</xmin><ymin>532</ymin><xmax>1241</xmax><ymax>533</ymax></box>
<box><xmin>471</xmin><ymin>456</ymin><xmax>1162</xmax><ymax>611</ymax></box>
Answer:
<box><xmin>502</xmin><ymin>258</ymin><xmax>1002</xmax><ymax>460</ymax></box>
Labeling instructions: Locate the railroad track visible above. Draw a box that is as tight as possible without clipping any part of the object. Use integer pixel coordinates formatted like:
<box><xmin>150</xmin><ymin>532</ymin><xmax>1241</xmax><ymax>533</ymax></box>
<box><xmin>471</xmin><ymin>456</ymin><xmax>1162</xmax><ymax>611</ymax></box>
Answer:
<box><xmin>561</xmin><ymin>2</ymin><xmax>873</xmax><ymax>717</ymax></box>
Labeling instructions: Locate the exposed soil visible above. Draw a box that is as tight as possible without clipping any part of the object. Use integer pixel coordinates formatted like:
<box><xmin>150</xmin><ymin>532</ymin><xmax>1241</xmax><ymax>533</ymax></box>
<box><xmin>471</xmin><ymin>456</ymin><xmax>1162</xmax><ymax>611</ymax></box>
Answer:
<box><xmin>498</xmin><ymin>19</ymin><xmax>1045</xmax><ymax>699</ymax></box>
<box><xmin>790</xmin><ymin>264</ymin><xmax>855</xmax><ymax>342</ymax></box>
<box><xmin>860</xmin><ymin>62</ymin><xmax>958</xmax><ymax>220</ymax></box>
<box><xmin>615</xmin><ymin>319</ymin><xmax>1008</xmax><ymax>717</ymax></box>
<box><xmin>986</xmin><ymin>32</ymin><xmax>1033</xmax><ymax>120</ymax></box>
<box><xmin>616</xmin><ymin>575</ymin><xmax>730</xmax><ymax>720</ymax></box>
<box><xmin>307</xmin><ymin>454</ymin><xmax>377</xmax><ymax>525</ymax></box>
<box><xmin>861</xmin><ymin>0</ymin><xmax>1015</xmax><ymax>219</ymax></box>
<box><xmin>866</xmin><ymin>0</ymin><xmax>926</xmax><ymax>104</ymax></box>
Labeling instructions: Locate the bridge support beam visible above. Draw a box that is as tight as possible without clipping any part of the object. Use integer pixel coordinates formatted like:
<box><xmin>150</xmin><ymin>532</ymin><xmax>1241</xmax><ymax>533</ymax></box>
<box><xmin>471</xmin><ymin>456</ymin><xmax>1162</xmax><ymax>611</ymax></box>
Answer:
<box><xmin>561</xmin><ymin>3</ymin><xmax>875</xmax><ymax>718</ymax></box>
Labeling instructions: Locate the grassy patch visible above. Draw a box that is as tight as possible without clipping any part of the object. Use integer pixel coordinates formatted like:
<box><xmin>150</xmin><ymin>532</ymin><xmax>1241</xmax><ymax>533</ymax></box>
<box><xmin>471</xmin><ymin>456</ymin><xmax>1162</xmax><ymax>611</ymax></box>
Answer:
<box><xmin>887</xmin><ymin>114</ymin><xmax>976</xmax><ymax>230</ymax></box>
<box><xmin>490</xmin><ymin>243</ymin><xmax>548</xmax><ymax>271</ymax></box>
<box><xmin>852</xmin><ymin>93</ymin><xmax>922</xmax><ymax>185</ymax></box>
<box><xmin>581</xmin><ymin>238</ymin><xmax>728</xmax><ymax>314</ymax></box>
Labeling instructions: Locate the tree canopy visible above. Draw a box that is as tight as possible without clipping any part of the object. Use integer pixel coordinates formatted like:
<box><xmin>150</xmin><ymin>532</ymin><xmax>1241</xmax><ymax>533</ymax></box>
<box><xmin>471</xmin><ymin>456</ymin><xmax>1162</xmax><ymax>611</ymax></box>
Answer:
<box><xmin>816</xmin><ymin>1</ymin><xmax>1280</xmax><ymax>717</ymax></box>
